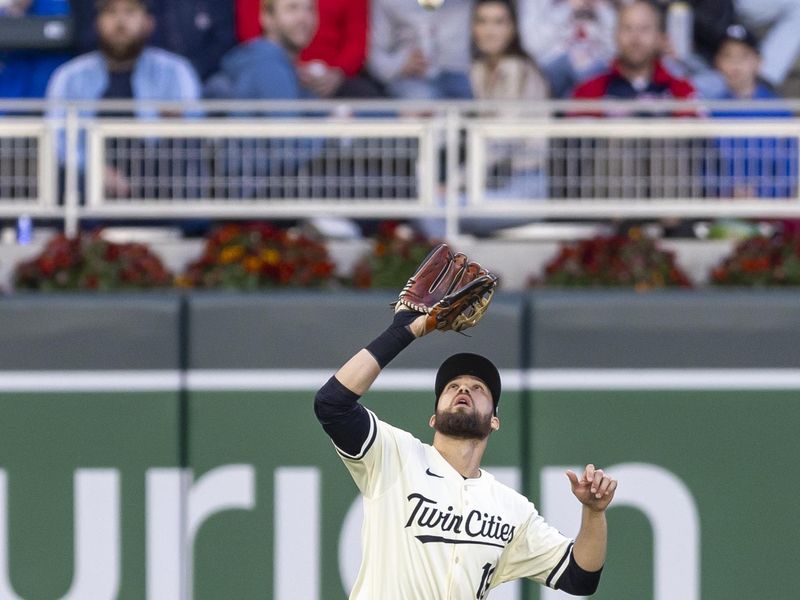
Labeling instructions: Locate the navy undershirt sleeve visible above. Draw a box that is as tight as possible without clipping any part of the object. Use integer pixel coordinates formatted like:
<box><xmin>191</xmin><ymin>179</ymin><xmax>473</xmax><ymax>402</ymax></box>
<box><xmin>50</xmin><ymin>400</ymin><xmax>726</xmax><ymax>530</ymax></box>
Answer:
<box><xmin>313</xmin><ymin>376</ymin><xmax>372</xmax><ymax>457</ymax></box>
<box><xmin>554</xmin><ymin>552</ymin><xmax>603</xmax><ymax>596</ymax></box>
<box><xmin>314</xmin><ymin>312</ymin><xmax>418</xmax><ymax>456</ymax></box>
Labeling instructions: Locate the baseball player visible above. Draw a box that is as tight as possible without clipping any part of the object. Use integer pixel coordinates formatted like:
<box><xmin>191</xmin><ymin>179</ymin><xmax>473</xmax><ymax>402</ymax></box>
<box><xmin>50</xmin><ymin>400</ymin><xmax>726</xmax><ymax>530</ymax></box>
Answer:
<box><xmin>314</xmin><ymin>245</ymin><xmax>617</xmax><ymax>598</ymax></box>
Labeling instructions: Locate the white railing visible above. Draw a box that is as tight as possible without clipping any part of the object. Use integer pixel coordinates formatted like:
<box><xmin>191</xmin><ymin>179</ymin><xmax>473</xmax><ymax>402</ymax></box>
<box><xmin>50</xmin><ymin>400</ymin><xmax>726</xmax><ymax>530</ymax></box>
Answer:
<box><xmin>85</xmin><ymin>118</ymin><xmax>438</xmax><ymax>216</ymax></box>
<box><xmin>0</xmin><ymin>119</ymin><xmax>56</xmax><ymax>217</ymax></box>
<box><xmin>1</xmin><ymin>99</ymin><xmax>799</xmax><ymax>237</ymax></box>
<box><xmin>466</xmin><ymin>118</ymin><xmax>800</xmax><ymax>219</ymax></box>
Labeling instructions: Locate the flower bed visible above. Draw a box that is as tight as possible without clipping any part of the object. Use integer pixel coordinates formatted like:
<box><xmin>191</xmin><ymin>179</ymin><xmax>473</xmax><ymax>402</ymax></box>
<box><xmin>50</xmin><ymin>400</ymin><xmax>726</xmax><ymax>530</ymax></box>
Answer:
<box><xmin>179</xmin><ymin>223</ymin><xmax>334</xmax><ymax>289</ymax></box>
<box><xmin>350</xmin><ymin>222</ymin><xmax>437</xmax><ymax>289</ymax></box>
<box><xmin>711</xmin><ymin>233</ymin><xmax>800</xmax><ymax>286</ymax></box>
<box><xmin>14</xmin><ymin>232</ymin><xmax>172</xmax><ymax>291</ymax></box>
<box><xmin>533</xmin><ymin>232</ymin><xmax>692</xmax><ymax>289</ymax></box>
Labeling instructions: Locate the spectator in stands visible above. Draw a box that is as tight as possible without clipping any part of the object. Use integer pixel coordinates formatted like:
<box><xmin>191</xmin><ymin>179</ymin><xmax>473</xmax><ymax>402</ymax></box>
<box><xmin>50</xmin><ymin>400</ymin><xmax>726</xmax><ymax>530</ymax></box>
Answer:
<box><xmin>518</xmin><ymin>0</ymin><xmax>618</xmax><ymax>98</ymax></box>
<box><xmin>713</xmin><ymin>24</ymin><xmax>782</xmax><ymax>102</ymax></box>
<box><xmin>47</xmin><ymin>0</ymin><xmax>200</xmax><ymax>104</ymax></box>
<box><xmin>206</xmin><ymin>0</ymin><xmax>316</xmax><ymax>100</ymax></box>
<box><xmin>562</xmin><ymin>1</ymin><xmax>696</xmax><ymax>205</ymax></box>
<box><xmin>573</xmin><ymin>0</ymin><xmax>695</xmax><ymax>100</ymax></box>
<box><xmin>471</xmin><ymin>0</ymin><xmax>549</xmax><ymax>101</ymax></box>
<box><xmin>46</xmin><ymin>0</ymin><xmax>201</xmax><ymax>195</ymax></box>
<box><xmin>70</xmin><ymin>1</ymin><xmax>236</xmax><ymax>81</ymax></box>
<box><xmin>298</xmin><ymin>0</ymin><xmax>381</xmax><ymax>98</ymax></box>
<box><xmin>369</xmin><ymin>0</ymin><xmax>473</xmax><ymax>99</ymax></box>
<box><xmin>734</xmin><ymin>0</ymin><xmax>800</xmax><ymax>95</ymax></box>
<box><xmin>0</xmin><ymin>0</ymin><xmax>71</xmax><ymax>98</ymax></box>
<box><xmin>652</xmin><ymin>0</ymin><xmax>737</xmax><ymax>99</ymax></box>
<box><xmin>235</xmin><ymin>0</ymin><xmax>381</xmax><ymax>98</ymax></box>
<box><xmin>471</xmin><ymin>0</ymin><xmax>550</xmax><ymax>200</ymax></box>
<box><xmin>708</xmin><ymin>24</ymin><xmax>796</xmax><ymax>198</ymax></box>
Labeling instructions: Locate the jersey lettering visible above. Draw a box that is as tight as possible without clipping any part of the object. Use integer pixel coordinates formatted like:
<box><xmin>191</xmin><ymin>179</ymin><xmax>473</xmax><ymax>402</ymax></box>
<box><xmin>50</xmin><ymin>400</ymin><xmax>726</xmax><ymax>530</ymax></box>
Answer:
<box><xmin>335</xmin><ymin>419</ymin><xmax>572</xmax><ymax>598</ymax></box>
<box><xmin>405</xmin><ymin>493</ymin><xmax>516</xmax><ymax>547</ymax></box>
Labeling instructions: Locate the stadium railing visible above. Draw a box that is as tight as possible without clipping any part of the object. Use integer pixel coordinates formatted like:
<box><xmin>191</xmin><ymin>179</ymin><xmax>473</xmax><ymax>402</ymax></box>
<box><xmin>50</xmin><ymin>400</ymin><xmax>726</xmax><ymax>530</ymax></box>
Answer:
<box><xmin>0</xmin><ymin>117</ymin><xmax>56</xmax><ymax>219</ymax></box>
<box><xmin>1</xmin><ymin>99</ymin><xmax>799</xmax><ymax>237</ymax></box>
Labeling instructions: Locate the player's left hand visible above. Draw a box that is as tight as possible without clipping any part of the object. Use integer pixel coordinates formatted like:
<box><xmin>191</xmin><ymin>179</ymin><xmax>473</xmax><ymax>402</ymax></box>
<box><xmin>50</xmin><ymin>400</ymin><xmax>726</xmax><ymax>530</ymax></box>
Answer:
<box><xmin>566</xmin><ymin>464</ymin><xmax>617</xmax><ymax>512</ymax></box>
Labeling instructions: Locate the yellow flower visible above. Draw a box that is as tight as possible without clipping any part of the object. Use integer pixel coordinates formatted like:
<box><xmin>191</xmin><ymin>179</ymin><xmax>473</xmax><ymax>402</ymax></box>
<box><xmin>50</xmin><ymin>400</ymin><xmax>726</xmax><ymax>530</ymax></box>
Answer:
<box><xmin>261</xmin><ymin>249</ymin><xmax>281</xmax><ymax>265</ymax></box>
<box><xmin>220</xmin><ymin>245</ymin><xmax>246</xmax><ymax>264</ymax></box>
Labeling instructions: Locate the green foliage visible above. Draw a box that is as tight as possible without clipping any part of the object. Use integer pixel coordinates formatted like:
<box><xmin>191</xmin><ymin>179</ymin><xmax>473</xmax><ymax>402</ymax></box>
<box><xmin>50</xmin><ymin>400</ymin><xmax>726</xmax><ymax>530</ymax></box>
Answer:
<box><xmin>711</xmin><ymin>233</ymin><xmax>800</xmax><ymax>286</ymax></box>
<box><xmin>350</xmin><ymin>222</ymin><xmax>436</xmax><ymax>289</ymax></box>
<box><xmin>180</xmin><ymin>223</ymin><xmax>334</xmax><ymax>290</ymax></box>
<box><xmin>14</xmin><ymin>233</ymin><xmax>172</xmax><ymax>291</ymax></box>
<box><xmin>533</xmin><ymin>232</ymin><xmax>692</xmax><ymax>289</ymax></box>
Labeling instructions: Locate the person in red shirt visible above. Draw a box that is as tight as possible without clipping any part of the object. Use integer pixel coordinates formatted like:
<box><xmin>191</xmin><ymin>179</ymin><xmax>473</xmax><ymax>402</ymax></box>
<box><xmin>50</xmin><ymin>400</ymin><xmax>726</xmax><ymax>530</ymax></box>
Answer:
<box><xmin>572</xmin><ymin>0</ymin><xmax>695</xmax><ymax>101</ymax></box>
<box><xmin>235</xmin><ymin>0</ymin><xmax>381</xmax><ymax>97</ymax></box>
<box><xmin>561</xmin><ymin>1</ymin><xmax>697</xmax><ymax>206</ymax></box>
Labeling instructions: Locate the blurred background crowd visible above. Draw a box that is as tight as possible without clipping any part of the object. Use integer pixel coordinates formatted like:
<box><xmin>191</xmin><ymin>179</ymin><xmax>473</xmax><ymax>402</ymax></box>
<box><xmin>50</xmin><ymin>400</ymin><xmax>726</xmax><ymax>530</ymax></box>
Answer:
<box><xmin>2</xmin><ymin>0</ymin><xmax>800</xmax><ymax>105</ymax></box>
<box><xmin>2</xmin><ymin>0</ymin><xmax>800</xmax><ymax>287</ymax></box>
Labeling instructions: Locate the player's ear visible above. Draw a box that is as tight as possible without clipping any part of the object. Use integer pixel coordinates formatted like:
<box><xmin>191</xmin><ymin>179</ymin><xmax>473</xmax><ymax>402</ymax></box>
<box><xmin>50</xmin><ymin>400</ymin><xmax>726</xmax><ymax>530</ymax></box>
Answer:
<box><xmin>429</xmin><ymin>414</ymin><xmax>436</xmax><ymax>429</ymax></box>
<box><xmin>490</xmin><ymin>416</ymin><xmax>500</xmax><ymax>432</ymax></box>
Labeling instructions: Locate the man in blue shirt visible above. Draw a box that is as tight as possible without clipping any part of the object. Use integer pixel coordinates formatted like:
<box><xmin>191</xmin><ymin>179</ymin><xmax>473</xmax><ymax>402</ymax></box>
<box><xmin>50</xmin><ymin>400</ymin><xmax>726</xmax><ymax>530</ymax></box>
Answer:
<box><xmin>206</xmin><ymin>0</ymin><xmax>317</xmax><ymax>100</ymax></box>
<box><xmin>47</xmin><ymin>0</ymin><xmax>200</xmax><ymax>106</ymax></box>
<box><xmin>46</xmin><ymin>0</ymin><xmax>201</xmax><ymax>197</ymax></box>
<box><xmin>70</xmin><ymin>0</ymin><xmax>236</xmax><ymax>82</ymax></box>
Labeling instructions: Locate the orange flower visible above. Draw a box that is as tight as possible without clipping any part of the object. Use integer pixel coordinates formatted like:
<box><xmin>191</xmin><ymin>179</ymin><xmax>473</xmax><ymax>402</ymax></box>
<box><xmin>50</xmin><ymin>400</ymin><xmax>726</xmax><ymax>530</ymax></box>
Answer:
<box><xmin>219</xmin><ymin>245</ymin><xmax>246</xmax><ymax>264</ymax></box>
<box><xmin>244</xmin><ymin>256</ymin><xmax>262</xmax><ymax>273</ymax></box>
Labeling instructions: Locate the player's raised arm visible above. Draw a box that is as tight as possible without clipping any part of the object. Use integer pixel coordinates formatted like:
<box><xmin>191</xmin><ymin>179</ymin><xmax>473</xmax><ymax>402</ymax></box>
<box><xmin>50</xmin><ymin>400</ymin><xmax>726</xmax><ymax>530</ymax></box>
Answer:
<box><xmin>333</xmin><ymin>310</ymin><xmax>427</xmax><ymax>396</ymax></box>
<box><xmin>554</xmin><ymin>464</ymin><xmax>617</xmax><ymax>594</ymax></box>
<box><xmin>313</xmin><ymin>243</ymin><xmax>498</xmax><ymax>456</ymax></box>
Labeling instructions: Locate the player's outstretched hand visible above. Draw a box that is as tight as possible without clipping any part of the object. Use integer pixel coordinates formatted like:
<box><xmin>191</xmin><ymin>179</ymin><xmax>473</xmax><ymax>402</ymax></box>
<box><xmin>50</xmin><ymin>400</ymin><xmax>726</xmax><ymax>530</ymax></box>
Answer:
<box><xmin>394</xmin><ymin>243</ymin><xmax>499</xmax><ymax>335</ymax></box>
<box><xmin>566</xmin><ymin>464</ymin><xmax>617</xmax><ymax>512</ymax></box>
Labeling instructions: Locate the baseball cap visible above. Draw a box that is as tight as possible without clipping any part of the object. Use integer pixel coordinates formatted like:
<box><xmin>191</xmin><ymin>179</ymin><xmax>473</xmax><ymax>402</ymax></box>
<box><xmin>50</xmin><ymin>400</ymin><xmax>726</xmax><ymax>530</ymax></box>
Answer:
<box><xmin>718</xmin><ymin>24</ymin><xmax>759</xmax><ymax>54</ymax></box>
<box><xmin>435</xmin><ymin>353</ymin><xmax>502</xmax><ymax>415</ymax></box>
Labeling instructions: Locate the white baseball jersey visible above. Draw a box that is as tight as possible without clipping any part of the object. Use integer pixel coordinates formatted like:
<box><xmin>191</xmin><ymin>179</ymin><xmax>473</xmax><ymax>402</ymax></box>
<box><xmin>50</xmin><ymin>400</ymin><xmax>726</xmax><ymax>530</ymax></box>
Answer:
<box><xmin>335</xmin><ymin>410</ymin><xmax>574</xmax><ymax>599</ymax></box>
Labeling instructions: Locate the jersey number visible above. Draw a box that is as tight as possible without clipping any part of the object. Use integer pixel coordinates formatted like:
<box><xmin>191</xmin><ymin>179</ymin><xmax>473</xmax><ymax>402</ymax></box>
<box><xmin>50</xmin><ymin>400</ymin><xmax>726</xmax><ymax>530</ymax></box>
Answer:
<box><xmin>476</xmin><ymin>562</ymin><xmax>495</xmax><ymax>600</ymax></box>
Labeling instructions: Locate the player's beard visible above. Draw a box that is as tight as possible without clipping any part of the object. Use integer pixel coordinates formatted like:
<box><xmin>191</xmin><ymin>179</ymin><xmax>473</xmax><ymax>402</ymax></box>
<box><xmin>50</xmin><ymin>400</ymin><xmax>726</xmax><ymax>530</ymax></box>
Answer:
<box><xmin>434</xmin><ymin>408</ymin><xmax>493</xmax><ymax>440</ymax></box>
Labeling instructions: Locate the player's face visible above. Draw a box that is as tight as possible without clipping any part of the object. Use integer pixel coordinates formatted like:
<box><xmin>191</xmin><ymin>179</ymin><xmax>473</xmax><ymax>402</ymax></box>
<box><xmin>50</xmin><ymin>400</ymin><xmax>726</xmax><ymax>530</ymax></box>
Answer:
<box><xmin>96</xmin><ymin>0</ymin><xmax>152</xmax><ymax>62</ymax></box>
<box><xmin>431</xmin><ymin>376</ymin><xmax>499</xmax><ymax>440</ymax></box>
<box><xmin>615</xmin><ymin>2</ymin><xmax>663</xmax><ymax>71</ymax></box>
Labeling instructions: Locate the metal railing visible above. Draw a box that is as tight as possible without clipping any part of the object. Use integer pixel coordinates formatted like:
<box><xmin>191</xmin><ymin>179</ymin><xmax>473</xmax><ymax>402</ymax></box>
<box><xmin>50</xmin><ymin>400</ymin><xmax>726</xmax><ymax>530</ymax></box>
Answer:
<box><xmin>85</xmin><ymin>118</ymin><xmax>437</xmax><ymax>216</ymax></box>
<box><xmin>0</xmin><ymin>119</ymin><xmax>56</xmax><ymax>217</ymax></box>
<box><xmin>1</xmin><ymin>99</ymin><xmax>799</xmax><ymax>237</ymax></box>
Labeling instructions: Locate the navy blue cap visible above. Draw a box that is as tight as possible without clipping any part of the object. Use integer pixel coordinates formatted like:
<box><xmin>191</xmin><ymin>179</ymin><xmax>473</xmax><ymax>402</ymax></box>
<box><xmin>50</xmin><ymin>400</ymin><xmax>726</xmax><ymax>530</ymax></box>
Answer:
<box><xmin>435</xmin><ymin>353</ymin><xmax>501</xmax><ymax>414</ymax></box>
<box><xmin>719</xmin><ymin>24</ymin><xmax>759</xmax><ymax>54</ymax></box>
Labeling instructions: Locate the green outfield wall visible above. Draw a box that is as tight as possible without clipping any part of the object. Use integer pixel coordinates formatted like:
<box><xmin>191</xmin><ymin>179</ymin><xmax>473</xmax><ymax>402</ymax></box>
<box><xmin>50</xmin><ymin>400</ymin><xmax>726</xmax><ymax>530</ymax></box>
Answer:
<box><xmin>0</xmin><ymin>292</ymin><xmax>798</xmax><ymax>600</ymax></box>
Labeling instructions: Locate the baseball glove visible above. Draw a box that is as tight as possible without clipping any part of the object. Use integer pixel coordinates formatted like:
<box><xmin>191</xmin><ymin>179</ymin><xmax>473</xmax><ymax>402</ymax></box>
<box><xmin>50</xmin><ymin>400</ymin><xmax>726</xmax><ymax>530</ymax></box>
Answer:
<box><xmin>395</xmin><ymin>243</ymin><xmax>499</xmax><ymax>333</ymax></box>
